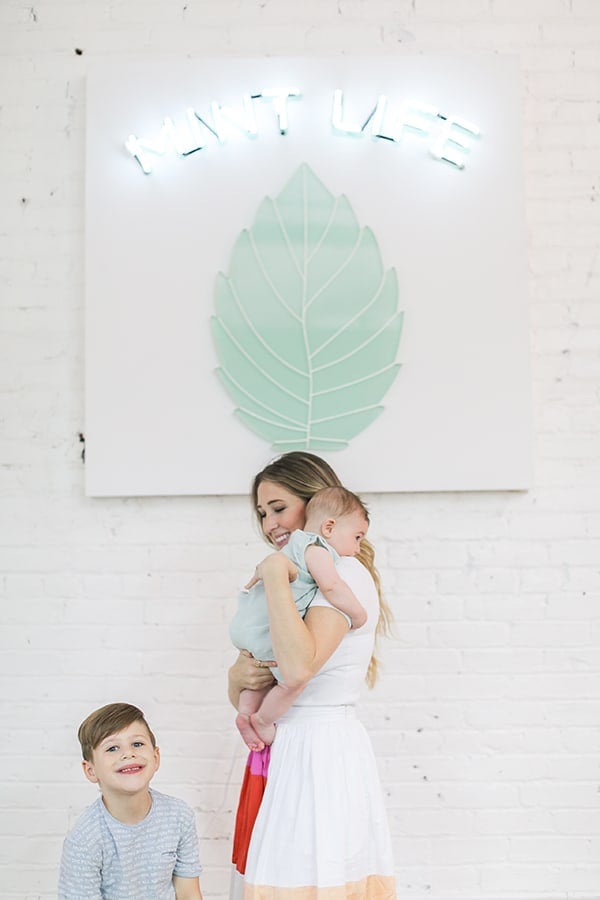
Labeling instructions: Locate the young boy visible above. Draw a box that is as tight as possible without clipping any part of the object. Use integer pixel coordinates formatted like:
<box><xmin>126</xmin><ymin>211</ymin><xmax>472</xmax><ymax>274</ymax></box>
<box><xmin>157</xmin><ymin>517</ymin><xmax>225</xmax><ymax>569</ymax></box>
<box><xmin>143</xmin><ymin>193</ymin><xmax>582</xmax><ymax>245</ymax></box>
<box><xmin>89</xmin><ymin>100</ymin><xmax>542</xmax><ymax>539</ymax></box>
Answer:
<box><xmin>58</xmin><ymin>702</ymin><xmax>203</xmax><ymax>900</ymax></box>
<box><xmin>230</xmin><ymin>486</ymin><xmax>369</xmax><ymax>751</ymax></box>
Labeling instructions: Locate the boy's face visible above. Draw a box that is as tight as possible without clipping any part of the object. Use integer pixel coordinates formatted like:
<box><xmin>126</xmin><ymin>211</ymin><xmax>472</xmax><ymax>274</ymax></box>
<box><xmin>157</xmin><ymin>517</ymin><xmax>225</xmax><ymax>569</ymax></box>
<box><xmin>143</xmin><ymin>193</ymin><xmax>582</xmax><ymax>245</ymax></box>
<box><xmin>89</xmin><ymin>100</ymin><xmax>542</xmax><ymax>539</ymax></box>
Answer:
<box><xmin>324</xmin><ymin>510</ymin><xmax>369</xmax><ymax>557</ymax></box>
<box><xmin>82</xmin><ymin>720</ymin><xmax>160</xmax><ymax>799</ymax></box>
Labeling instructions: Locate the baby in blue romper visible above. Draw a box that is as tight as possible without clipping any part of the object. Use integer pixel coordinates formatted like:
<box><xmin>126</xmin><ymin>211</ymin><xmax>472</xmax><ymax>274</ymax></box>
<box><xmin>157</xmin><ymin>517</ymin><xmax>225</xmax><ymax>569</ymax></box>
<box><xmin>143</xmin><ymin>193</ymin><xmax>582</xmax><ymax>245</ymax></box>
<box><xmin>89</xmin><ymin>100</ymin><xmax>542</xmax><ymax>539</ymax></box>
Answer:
<box><xmin>230</xmin><ymin>486</ymin><xmax>369</xmax><ymax>750</ymax></box>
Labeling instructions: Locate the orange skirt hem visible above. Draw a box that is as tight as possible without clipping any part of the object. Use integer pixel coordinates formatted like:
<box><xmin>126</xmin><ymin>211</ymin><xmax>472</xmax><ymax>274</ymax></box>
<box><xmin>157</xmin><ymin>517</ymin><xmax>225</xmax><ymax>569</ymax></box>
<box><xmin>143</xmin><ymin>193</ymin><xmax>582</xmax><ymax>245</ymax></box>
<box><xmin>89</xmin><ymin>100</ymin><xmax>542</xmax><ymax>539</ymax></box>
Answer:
<box><xmin>243</xmin><ymin>874</ymin><xmax>397</xmax><ymax>900</ymax></box>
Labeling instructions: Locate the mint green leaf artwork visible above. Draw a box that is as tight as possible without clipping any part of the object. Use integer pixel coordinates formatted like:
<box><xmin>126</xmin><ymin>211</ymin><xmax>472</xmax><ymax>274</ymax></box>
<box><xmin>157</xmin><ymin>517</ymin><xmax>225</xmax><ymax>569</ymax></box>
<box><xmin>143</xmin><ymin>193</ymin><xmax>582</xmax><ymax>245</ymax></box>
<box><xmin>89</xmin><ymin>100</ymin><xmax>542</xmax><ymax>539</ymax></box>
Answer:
<box><xmin>211</xmin><ymin>164</ymin><xmax>403</xmax><ymax>451</ymax></box>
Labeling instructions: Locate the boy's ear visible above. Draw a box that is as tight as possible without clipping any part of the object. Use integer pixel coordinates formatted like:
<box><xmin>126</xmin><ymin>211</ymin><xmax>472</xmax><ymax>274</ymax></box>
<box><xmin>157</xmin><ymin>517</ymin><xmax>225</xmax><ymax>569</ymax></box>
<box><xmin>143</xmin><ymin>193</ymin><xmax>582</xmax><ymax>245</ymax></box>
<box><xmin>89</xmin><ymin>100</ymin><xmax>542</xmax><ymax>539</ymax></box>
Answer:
<box><xmin>153</xmin><ymin>745</ymin><xmax>161</xmax><ymax>771</ymax></box>
<box><xmin>82</xmin><ymin>759</ymin><xmax>99</xmax><ymax>784</ymax></box>
<box><xmin>321</xmin><ymin>518</ymin><xmax>336</xmax><ymax>538</ymax></box>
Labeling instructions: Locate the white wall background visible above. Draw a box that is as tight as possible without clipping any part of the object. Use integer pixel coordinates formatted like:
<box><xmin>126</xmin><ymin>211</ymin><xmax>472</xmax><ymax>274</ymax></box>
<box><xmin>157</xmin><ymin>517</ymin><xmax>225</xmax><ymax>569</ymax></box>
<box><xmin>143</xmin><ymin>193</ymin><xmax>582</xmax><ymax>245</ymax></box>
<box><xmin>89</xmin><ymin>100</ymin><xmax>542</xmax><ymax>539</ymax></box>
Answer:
<box><xmin>0</xmin><ymin>1</ymin><xmax>599</xmax><ymax>899</ymax></box>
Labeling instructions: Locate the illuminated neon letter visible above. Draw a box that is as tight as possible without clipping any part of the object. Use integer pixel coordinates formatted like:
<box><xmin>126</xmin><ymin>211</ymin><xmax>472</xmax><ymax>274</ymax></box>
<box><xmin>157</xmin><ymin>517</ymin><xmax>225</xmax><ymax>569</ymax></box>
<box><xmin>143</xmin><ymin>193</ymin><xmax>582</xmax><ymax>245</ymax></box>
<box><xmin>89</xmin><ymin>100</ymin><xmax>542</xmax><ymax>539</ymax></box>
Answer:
<box><xmin>125</xmin><ymin>109</ymin><xmax>217</xmax><ymax>174</ymax></box>
<box><xmin>392</xmin><ymin>102</ymin><xmax>439</xmax><ymax>140</ymax></box>
<box><xmin>429</xmin><ymin>115</ymin><xmax>480</xmax><ymax>168</ymax></box>
<box><xmin>210</xmin><ymin>94</ymin><xmax>258</xmax><ymax>143</ymax></box>
<box><xmin>125</xmin><ymin>116</ymin><xmax>192</xmax><ymax>174</ymax></box>
<box><xmin>332</xmin><ymin>89</ymin><xmax>393</xmax><ymax>137</ymax></box>
<box><xmin>253</xmin><ymin>88</ymin><xmax>301</xmax><ymax>134</ymax></box>
<box><xmin>332</xmin><ymin>89</ymin><xmax>367</xmax><ymax>136</ymax></box>
<box><xmin>363</xmin><ymin>95</ymin><xmax>392</xmax><ymax>140</ymax></box>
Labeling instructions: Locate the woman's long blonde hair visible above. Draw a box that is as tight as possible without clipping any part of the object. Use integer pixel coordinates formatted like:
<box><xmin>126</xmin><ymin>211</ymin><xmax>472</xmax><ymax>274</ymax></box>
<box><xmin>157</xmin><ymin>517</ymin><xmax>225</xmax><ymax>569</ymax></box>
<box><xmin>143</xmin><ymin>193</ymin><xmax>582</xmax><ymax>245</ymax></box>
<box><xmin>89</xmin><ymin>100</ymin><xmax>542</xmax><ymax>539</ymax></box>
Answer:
<box><xmin>252</xmin><ymin>451</ymin><xmax>392</xmax><ymax>687</ymax></box>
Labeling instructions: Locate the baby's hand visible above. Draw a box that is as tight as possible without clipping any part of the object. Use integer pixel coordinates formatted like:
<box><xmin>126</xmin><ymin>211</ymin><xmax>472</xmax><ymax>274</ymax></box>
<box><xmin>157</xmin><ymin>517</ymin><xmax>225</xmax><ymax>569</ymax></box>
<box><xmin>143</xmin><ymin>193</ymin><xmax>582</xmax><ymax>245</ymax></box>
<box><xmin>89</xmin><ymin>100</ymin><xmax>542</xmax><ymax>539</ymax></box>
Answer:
<box><xmin>244</xmin><ymin>569</ymin><xmax>263</xmax><ymax>591</ymax></box>
<box><xmin>255</xmin><ymin>552</ymin><xmax>298</xmax><ymax>585</ymax></box>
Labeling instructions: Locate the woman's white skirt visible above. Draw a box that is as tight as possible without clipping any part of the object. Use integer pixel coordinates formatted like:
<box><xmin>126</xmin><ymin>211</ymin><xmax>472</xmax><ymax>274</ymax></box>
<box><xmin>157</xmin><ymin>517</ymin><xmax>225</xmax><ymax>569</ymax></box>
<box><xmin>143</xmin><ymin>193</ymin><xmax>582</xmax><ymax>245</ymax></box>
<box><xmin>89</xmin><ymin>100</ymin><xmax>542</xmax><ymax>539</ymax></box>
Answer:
<box><xmin>240</xmin><ymin>705</ymin><xmax>396</xmax><ymax>900</ymax></box>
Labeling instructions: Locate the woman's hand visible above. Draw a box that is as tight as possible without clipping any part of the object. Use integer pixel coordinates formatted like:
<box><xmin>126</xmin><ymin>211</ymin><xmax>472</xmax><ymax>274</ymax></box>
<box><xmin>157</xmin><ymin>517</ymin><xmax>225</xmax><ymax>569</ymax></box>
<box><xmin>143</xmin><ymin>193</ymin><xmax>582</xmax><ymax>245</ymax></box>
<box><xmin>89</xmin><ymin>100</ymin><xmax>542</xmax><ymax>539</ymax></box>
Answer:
<box><xmin>252</xmin><ymin>551</ymin><xmax>298</xmax><ymax>588</ymax></box>
<box><xmin>227</xmin><ymin>650</ymin><xmax>276</xmax><ymax>708</ymax></box>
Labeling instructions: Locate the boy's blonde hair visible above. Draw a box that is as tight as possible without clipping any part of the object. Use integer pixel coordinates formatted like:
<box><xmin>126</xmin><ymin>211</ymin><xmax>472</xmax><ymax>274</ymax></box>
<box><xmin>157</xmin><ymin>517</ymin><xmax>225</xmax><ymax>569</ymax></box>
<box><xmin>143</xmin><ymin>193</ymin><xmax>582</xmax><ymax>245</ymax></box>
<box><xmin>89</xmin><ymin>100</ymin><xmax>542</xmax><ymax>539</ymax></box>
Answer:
<box><xmin>78</xmin><ymin>702</ymin><xmax>156</xmax><ymax>762</ymax></box>
<box><xmin>305</xmin><ymin>486</ymin><xmax>369</xmax><ymax>526</ymax></box>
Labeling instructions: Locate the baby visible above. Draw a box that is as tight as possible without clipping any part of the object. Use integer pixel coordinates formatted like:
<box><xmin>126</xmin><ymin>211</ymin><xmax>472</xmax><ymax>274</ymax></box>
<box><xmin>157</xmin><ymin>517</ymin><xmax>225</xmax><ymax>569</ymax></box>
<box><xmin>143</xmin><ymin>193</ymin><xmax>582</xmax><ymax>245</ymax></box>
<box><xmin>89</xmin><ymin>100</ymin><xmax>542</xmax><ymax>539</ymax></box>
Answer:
<box><xmin>229</xmin><ymin>486</ymin><xmax>369</xmax><ymax>750</ymax></box>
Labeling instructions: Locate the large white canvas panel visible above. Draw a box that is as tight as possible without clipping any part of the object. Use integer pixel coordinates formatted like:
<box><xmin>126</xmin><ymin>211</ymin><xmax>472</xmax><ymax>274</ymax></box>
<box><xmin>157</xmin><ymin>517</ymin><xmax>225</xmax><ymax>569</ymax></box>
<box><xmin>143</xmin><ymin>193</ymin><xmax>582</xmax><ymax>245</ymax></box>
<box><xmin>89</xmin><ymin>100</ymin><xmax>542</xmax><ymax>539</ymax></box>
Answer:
<box><xmin>85</xmin><ymin>56</ymin><xmax>531</xmax><ymax>496</ymax></box>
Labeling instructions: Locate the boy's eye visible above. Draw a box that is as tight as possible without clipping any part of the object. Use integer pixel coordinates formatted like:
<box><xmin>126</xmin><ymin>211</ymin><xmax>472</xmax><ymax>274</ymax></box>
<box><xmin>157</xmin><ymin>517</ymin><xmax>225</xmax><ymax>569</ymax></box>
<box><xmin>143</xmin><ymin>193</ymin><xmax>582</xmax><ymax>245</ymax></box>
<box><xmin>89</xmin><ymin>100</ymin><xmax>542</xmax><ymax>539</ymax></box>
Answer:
<box><xmin>106</xmin><ymin>745</ymin><xmax>118</xmax><ymax>753</ymax></box>
<box><xmin>132</xmin><ymin>741</ymin><xmax>144</xmax><ymax>748</ymax></box>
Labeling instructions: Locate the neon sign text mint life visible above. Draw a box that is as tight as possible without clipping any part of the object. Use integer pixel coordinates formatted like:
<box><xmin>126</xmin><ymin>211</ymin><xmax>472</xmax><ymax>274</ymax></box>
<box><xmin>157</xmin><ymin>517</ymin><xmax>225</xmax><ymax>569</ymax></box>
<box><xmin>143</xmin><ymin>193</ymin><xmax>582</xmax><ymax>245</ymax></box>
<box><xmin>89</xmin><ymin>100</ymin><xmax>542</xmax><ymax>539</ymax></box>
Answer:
<box><xmin>124</xmin><ymin>88</ymin><xmax>480</xmax><ymax>175</ymax></box>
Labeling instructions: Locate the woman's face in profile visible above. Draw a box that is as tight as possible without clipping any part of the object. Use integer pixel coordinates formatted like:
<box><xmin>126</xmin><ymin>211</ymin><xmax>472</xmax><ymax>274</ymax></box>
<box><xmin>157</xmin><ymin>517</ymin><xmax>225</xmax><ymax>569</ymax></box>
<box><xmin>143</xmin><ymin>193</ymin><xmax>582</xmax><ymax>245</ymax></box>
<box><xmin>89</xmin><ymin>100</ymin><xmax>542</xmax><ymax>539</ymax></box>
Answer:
<box><xmin>256</xmin><ymin>481</ymin><xmax>307</xmax><ymax>550</ymax></box>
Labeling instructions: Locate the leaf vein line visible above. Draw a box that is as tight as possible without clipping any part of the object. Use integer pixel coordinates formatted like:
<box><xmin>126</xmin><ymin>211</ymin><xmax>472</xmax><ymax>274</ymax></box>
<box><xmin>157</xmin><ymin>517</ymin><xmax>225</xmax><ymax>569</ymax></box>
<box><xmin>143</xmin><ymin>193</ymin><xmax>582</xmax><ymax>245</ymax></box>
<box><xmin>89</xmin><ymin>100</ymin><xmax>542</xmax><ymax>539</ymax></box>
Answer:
<box><xmin>270</xmin><ymin>198</ymin><xmax>304</xmax><ymax>280</ymax></box>
<box><xmin>305</xmin><ymin>228</ymin><xmax>365</xmax><ymax>310</ymax></box>
<box><xmin>246</xmin><ymin>231</ymin><xmax>302</xmax><ymax>323</ymax></box>
<box><xmin>215</xmin><ymin>319</ymin><xmax>309</xmax><ymax>405</ymax></box>
<box><xmin>307</xmin><ymin>197</ymin><xmax>340</xmax><ymax>264</ymax></box>
<box><xmin>312</xmin><ymin>364</ymin><xmax>398</xmax><ymax>396</ymax></box>
<box><xmin>312</xmin><ymin>404</ymin><xmax>382</xmax><ymax>424</ymax></box>
<box><xmin>238</xmin><ymin>410</ymin><xmax>306</xmax><ymax>432</ymax></box>
<box><xmin>272</xmin><ymin>438</ymin><xmax>348</xmax><ymax>448</ymax></box>
<box><xmin>227</xmin><ymin>280</ymin><xmax>305</xmax><ymax>375</ymax></box>
<box><xmin>219</xmin><ymin>372</ymin><xmax>306</xmax><ymax>426</ymax></box>
<box><xmin>310</xmin><ymin>272</ymin><xmax>390</xmax><ymax>359</ymax></box>
<box><xmin>312</xmin><ymin>312</ymin><xmax>402</xmax><ymax>373</ymax></box>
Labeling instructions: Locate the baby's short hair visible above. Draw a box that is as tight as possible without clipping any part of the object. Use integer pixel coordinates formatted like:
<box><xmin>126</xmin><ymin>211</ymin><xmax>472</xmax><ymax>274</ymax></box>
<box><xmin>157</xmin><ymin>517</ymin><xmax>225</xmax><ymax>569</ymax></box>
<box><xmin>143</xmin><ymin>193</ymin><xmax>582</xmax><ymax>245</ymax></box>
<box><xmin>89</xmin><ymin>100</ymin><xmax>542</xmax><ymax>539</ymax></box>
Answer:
<box><xmin>306</xmin><ymin>486</ymin><xmax>369</xmax><ymax>524</ymax></box>
<box><xmin>77</xmin><ymin>702</ymin><xmax>156</xmax><ymax>762</ymax></box>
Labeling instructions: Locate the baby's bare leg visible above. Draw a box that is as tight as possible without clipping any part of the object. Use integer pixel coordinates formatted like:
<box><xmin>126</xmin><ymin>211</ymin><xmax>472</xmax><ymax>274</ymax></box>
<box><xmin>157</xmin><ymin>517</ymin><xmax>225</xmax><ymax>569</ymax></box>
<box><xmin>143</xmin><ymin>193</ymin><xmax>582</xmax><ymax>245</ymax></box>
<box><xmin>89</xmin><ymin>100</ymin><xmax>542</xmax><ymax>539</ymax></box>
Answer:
<box><xmin>236</xmin><ymin>687</ymin><xmax>272</xmax><ymax>751</ymax></box>
<box><xmin>250</xmin><ymin>683</ymin><xmax>305</xmax><ymax>746</ymax></box>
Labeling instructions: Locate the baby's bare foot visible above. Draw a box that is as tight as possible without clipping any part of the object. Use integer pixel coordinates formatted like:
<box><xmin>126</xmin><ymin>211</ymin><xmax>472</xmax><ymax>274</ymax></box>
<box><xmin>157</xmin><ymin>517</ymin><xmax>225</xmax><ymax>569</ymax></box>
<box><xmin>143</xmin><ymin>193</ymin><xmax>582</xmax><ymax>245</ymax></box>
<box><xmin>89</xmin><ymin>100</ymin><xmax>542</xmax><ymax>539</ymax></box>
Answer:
<box><xmin>236</xmin><ymin>713</ymin><xmax>265</xmax><ymax>751</ymax></box>
<box><xmin>250</xmin><ymin>713</ymin><xmax>276</xmax><ymax>746</ymax></box>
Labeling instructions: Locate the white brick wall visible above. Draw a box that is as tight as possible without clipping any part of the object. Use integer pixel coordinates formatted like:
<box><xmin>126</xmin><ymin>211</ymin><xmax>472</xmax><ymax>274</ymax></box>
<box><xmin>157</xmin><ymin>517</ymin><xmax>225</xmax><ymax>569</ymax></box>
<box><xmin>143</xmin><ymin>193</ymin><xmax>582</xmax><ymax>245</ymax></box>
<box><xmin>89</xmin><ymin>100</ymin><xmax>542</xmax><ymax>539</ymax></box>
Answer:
<box><xmin>1</xmin><ymin>1</ymin><xmax>599</xmax><ymax>898</ymax></box>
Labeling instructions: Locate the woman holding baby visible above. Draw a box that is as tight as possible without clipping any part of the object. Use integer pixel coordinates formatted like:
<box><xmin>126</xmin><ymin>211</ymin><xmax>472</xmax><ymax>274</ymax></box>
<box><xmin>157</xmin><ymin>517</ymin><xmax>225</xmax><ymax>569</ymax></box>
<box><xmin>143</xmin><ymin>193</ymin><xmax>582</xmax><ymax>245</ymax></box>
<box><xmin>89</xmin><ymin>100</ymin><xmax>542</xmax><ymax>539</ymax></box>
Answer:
<box><xmin>228</xmin><ymin>451</ymin><xmax>396</xmax><ymax>900</ymax></box>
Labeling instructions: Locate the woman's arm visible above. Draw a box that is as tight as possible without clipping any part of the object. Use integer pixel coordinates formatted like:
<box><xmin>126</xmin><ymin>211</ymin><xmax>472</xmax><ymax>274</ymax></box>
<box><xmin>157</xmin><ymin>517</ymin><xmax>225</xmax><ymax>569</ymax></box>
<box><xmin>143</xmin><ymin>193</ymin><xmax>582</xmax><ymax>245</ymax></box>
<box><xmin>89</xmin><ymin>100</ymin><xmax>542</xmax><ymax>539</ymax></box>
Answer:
<box><xmin>227</xmin><ymin>650</ymin><xmax>276</xmax><ymax>709</ymax></box>
<box><xmin>257</xmin><ymin>553</ymin><xmax>350</xmax><ymax>690</ymax></box>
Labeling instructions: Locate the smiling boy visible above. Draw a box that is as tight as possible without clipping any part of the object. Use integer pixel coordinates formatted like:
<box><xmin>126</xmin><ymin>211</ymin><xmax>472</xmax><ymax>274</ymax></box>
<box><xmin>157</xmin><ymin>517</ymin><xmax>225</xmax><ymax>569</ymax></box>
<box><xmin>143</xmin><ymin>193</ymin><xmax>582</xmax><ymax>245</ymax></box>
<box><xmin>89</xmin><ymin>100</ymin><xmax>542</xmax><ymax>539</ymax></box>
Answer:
<box><xmin>58</xmin><ymin>702</ymin><xmax>202</xmax><ymax>900</ymax></box>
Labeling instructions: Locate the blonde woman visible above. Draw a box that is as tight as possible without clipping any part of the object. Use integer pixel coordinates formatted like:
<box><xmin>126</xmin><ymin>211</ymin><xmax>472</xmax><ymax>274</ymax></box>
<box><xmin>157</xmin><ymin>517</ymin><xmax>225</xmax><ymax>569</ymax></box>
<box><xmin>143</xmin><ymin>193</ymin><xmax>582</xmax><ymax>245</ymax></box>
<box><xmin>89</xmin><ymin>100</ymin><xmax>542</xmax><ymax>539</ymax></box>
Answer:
<box><xmin>228</xmin><ymin>452</ymin><xmax>395</xmax><ymax>900</ymax></box>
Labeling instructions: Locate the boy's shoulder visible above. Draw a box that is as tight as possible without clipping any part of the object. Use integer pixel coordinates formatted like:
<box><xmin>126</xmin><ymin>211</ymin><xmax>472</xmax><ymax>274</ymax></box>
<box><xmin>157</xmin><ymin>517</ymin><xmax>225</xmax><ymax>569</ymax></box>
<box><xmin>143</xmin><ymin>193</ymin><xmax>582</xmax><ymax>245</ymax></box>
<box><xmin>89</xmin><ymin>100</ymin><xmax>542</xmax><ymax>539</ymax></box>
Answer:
<box><xmin>150</xmin><ymin>789</ymin><xmax>195</xmax><ymax>818</ymax></box>
<box><xmin>140</xmin><ymin>789</ymin><xmax>197</xmax><ymax>834</ymax></box>
<box><xmin>63</xmin><ymin>796</ymin><xmax>105</xmax><ymax>850</ymax></box>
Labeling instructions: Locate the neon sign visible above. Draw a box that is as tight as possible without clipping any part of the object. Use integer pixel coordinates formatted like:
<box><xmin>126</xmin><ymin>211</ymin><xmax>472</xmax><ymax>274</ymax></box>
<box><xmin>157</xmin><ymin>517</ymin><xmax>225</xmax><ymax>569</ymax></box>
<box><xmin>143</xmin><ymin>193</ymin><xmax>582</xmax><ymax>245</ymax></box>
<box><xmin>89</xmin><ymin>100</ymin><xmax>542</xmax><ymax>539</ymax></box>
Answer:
<box><xmin>332</xmin><ymin>91</ymin><xmax>479</xmax><ymax>167</ymax></box>
<box><xmin>125</xmin><ymin>88</ymin><xmax>480</xmax><ymax>174</ymax></box>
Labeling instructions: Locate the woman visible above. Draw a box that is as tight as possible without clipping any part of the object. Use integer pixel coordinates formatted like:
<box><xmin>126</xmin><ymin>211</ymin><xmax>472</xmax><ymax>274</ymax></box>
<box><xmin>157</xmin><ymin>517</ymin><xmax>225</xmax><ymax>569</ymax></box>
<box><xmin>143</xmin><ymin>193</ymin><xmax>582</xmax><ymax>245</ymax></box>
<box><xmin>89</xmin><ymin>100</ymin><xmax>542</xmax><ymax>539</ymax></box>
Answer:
<box><xmin>229</xmin><ymin>452</ymin><xmax>396</xmax><ymax>900</ymax></box>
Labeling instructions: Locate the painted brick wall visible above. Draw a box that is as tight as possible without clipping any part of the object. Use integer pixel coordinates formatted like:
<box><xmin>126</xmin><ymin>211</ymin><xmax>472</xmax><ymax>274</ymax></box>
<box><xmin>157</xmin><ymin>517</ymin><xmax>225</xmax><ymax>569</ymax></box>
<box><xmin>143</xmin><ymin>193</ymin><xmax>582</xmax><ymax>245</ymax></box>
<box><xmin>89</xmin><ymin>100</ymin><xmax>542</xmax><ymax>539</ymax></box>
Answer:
<box><xmin>1</xmin><ymin>1</ymin><xmax>599</xmax><ymax>898</ymax></box>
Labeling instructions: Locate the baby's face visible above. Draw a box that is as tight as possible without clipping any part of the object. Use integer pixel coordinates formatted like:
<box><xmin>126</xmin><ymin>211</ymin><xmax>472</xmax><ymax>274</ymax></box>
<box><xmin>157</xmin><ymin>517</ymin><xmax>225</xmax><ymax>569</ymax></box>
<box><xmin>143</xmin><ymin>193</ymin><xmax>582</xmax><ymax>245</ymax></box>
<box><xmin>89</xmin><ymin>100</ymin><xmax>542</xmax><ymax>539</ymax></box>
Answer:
<box><xmin>327</xmin><ymin>510</ymin><xmax>369</xmax><ymax>557</ymax></box>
